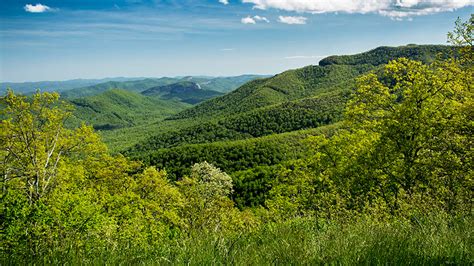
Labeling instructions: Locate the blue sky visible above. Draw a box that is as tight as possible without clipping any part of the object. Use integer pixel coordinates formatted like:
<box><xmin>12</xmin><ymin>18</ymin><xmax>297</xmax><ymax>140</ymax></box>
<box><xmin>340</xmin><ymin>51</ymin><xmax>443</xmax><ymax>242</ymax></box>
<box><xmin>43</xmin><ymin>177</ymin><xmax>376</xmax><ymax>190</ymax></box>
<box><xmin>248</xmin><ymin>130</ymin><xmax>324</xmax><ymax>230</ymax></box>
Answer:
<box><xmin>0</xmin><ymin>0</ymin><xmax>472</xmax><ymax>82</ymax></box>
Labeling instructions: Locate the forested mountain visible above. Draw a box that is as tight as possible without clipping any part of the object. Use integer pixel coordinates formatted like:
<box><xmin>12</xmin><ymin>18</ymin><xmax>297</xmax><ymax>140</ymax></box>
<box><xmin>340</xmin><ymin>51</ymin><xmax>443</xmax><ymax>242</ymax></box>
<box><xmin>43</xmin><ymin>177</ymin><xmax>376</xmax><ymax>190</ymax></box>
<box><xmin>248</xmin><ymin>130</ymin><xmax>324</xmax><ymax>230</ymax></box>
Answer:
<box><xmin>142</xmin><ymin>81</ymin><xmax>223</xmax><ymax>104</ymax></box>
<box><xmin>61</xmin><ymin>75</ymin><xmax>266</xmax><ymax>98</ymax></box>
<box><xmin>0</xmin><ymin>77</ymin><xmax>144</xmax><ymax>95</ymax></box>
<box><xmin>69</xmin><ymin>89</ymin><xmax>190</xmax><ymax>130</ymax></box>
<box><xmin>125</xmin><ymin>44</ymin><xmax>454</xmax><ymax>155</ymax></box>
<box><xmin>131</xmin><ymin>124</ymin><xmax>342</xmax><ymax>208</ymax></box>
<box><xmin>319</xmin><ymin>44</ymin><xmax>453</xmax><ymax>66</ymax></box>
<box><xmin>174</xmin><ymin>75</ymin><xmax>270</xmax><ymax>93</ymax></box>
<box><xmin>127</xmin><ymin>90</ymin><xmax>348</xmax><ymax>153</ymax></box>
<box><xmin>173</xmin><ymin>45</ymin><xmax>453</xmax><ymax>121</ymax></box>
<box><xmin>62</xmin><ymin>78</ymin><xmax>179</xmax><ymax>98</ymax></box>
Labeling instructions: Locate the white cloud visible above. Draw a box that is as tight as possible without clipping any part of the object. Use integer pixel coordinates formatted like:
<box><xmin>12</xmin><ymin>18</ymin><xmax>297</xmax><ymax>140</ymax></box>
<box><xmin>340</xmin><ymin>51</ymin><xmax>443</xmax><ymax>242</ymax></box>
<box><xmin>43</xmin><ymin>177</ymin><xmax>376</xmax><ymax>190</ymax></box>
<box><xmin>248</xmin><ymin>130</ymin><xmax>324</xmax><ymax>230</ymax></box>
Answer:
<box><xmin>219</xmin><ymin>0</ymin><xmax>229</xmax><ymax>5</ymax></box>
<box><xmin>254</xmin><ymin>15</ymin><xmax>270</xmax><ymax>23</ymax></box>
<box><xmin>242</xmin><ymin>0</ymin><xmax>474</xmax><ymax>19</ymax></box>
<box><xmin>241</xmin><ymin>15</ymin><xmax>270</xmax><ymax>24</ymax></box>
<box><xmin>24</xmin><ymin>3</ymin><xmax>52</xmax><ymax>13</ymax></box>
<box><xmin>220</xmin><ymin>48</ymin><xmax>235</xmax><ymax>51</ymax></box>
<box><xmin>241</xmin><ymin>16</ymin><xmax>256</xmax><ymax>24</ymax></box>
<box><xmin>278</xmin><ymin>16</ymin><xmax>307</xmax><ymax>24</ymax></box>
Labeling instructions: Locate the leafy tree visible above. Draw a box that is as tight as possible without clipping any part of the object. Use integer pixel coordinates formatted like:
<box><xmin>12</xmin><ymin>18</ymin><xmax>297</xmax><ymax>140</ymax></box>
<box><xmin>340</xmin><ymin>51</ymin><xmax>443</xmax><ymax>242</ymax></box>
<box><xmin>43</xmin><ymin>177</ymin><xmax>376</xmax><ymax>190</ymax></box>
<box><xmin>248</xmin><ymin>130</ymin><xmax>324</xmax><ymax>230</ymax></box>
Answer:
<box><xmin>447</xmin><ymin>15</ymin><xmax>473</xmax><ymax>64</ymax></box>
<box><xmin>1</xmin><ymin>91</ymin><xmax>185</xmax><ymax>257</ymax></box>
<box><xmin>266</xmin><ymin>16</ymin><xmax>473</xmax><ymax>218</ymax></box>
<box><xmin>190</xmin><ymin>161</ymin><xmax>233</xmax><ymax>198</ymax></box>
<box><xmin>1</xmin><ymin>90</ymin><xmax>104</xmax><ymax>203</ymax></box>
<box><xmin>178</xmin><ymin>162</ymin><xmax>257</xmax><ymax>233</ymax></box>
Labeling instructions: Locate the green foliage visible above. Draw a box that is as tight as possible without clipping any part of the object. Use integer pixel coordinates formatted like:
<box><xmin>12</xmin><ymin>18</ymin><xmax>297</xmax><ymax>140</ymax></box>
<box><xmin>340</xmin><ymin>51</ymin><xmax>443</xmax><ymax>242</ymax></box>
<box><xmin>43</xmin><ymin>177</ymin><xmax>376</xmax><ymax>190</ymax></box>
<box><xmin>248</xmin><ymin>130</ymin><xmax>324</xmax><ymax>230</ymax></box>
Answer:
<box><xmin>1</xmin><ymin>18</ymin><xmax>472</xmax><ymax>264</ymax></box>
<box><xmin>346</xmin><ymin>58</ymin><xmax>472</xmax><ymax>214</ymax></box>
<box><xmin>3</xmin><ymin>215</ymin><xmax>472</xmax><ymax>264</ymax></box>
<box><xmin>128</xmin><ymin>89</ymin><xmax>347</xmax><ymax>153</ymax></box>
<box><xmin>191</xmin><ymin>162</ymin><xmax>233</xmax><ymax>197</ymax></box>
<box><xmin>266</xmin><ymin>55</ymin><xmax>473</xmax><ymax>219</ymax></box>
<box><xmin>171</xmin><ymin>64</ymin><xmax>372</xmax><ymax>121</ymax></box>
<box><xmin>126</xmin><ymin>45</ymin><xmax>453</xmax><ymax>155</ymax></box>
<box><xmin>133</xmin><ymin>125</ymin><xmax>339</xmax><ymax>208</ymax></box>
<box><xmin>70</xmin><ymin>89</ymin><xmax>190</xmax><ymax>130</ymax></box>
<box><xmin>447</xmin><ymin>15</ymin><xmax>473</xmax><ymax>64</ymax></box>
<box><xmin>319</xmin><ymin>44</ymin><xmax>454</xmax><ymax>66</ymax></box>
<box><xmin>0</xmin><ymin>77</ymin><xmax>140</xmax><ymax>95</ymax></box>
<box><xmin>1</xmin><ymin>90</ymin><xmax>103</xmax><ymax>202</ymax></box>
<box><xmin>176</xmin><ymin>162</ymin><xmax>246</xmax><ymax>233</ymax></box>
<box><xmin>61</xmin><ymin>75</ymin><xmax>266</xmax><ymax>98</ymax></box>
<box><xmin>0</xmin><ymin>91</ymin><xmax>183</xmax><ymax>258</ymax></box>
<box><xmin>61</xmin><ymin>78</ymin><xmax>175</xmax><ymax>98</ymax></box>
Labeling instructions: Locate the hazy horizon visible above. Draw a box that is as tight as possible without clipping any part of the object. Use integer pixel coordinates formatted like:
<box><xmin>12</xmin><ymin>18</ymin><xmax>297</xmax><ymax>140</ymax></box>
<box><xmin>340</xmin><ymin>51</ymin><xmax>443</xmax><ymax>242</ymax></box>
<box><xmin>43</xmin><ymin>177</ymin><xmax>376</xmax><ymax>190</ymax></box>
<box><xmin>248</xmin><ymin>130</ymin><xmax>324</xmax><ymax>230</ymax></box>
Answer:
<box><xmin>0</xmin><ymin>74</ymin><xmax>273</xmax><ymax>84</ymax></box>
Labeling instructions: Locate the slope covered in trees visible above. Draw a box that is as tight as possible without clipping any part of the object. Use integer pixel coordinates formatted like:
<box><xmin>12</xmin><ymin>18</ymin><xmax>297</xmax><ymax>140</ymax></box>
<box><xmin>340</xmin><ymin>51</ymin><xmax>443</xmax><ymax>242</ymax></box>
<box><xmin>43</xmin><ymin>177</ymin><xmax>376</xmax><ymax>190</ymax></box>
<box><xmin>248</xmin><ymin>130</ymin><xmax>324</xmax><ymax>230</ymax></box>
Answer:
<box><xmin>172</xmin><ymin>45</ymin><xmax>454</xmax><ymax>121</ymax></box>
<box><xmin>61</xmin><ymin>75</ymin><xmax>266</xmax><ymax>98</ymax></box>
<box><xmin>125</xmin><ymin>44</ymin><xmax>454</xmax><ymax>154</ymax></box>
<box><xmin>0</xmin><ymin>77</ymin><xmax>143</xmax><ymax>95</ymax></box>
<box><xmin>62</xmin><ymin>78</ymin><xmax>180</xmax><ymax>98</ymax></box>
<box><xmin>319</xmin><ymin>44</ymin><xmax>453</xmax><ymax>66</ymax></box>
<box><xmin>70</xmin><ymin>89</ymin><xmax>190</xmax><ymax>130</ymax></box>
<box><xmin>128</xmin><ymin>90</ymin><xmax>348</xmax><ymax>152</ymax></box>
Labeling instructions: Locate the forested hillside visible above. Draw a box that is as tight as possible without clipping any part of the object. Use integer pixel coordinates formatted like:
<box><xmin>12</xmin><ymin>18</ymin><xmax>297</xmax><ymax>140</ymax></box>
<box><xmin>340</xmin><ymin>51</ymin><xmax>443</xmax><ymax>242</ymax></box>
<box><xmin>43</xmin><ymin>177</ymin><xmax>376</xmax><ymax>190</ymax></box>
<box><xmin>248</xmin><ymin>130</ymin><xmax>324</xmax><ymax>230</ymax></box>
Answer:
<box><xmin>70</xmin><ymin>89</ymin><xmax>190</xmax><ymax>130</ymax></box>
<box><xmin>125</xmin><ymin>44</ymin><xmax>454</xmax><ymax>155</ymax></box>
<box><xmin>0</xmin><ymin>77</ymin><xmax>144</xmax><ymax>95</ymax></box>
<box><xmin>1</xmin><ymin>17</ymin><xmax>472</xmax><ymax>265</ymax></box>
<box><xmin>62</xmin><ymin>76</ymin><xmax>264</xmax><ymax>149</ymax></box>
<box><xmin>61</xmin><ymin>75</ymin><xmax>266</xmax><ymax>98</ymax></box>
<box><xmin>173</xmin><ymin>45</ymin><xmax>453</xmax><ymax>121</ymax></box>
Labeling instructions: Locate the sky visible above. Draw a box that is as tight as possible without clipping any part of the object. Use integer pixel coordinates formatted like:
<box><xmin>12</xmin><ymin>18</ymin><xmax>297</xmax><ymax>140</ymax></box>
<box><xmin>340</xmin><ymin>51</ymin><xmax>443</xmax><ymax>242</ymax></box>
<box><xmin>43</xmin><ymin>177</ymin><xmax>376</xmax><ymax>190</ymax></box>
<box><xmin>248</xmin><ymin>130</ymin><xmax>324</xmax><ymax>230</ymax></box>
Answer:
<box><xmin>0</xmin><ymin>0</ymin><xmax>472</xmax><ymax>82</ymax></box>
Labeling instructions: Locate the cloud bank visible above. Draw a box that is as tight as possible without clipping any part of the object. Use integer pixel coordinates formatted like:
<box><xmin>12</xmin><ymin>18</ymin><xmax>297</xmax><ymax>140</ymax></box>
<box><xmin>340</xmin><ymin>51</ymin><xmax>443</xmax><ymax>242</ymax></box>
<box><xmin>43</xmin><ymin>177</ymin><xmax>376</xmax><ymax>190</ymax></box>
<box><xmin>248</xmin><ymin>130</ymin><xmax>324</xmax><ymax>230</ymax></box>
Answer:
<box><xmin>24</xmin><ymin>3</ymin><xmax>52</xmax><ymax>13</ymax></box>
<box><xmin>242</xmin><ymin>0</ymin><xmax>473</xmax><ymax>18</ymax></box>
<box><xmin>278</xmin><ymin>16</ymin><xmax>307</xmax><ymax>24</ymax></box>
<box><xmin>219</xmin><ymin>0</ymin><xmax>229</xmax><ymax>5</ymax></box>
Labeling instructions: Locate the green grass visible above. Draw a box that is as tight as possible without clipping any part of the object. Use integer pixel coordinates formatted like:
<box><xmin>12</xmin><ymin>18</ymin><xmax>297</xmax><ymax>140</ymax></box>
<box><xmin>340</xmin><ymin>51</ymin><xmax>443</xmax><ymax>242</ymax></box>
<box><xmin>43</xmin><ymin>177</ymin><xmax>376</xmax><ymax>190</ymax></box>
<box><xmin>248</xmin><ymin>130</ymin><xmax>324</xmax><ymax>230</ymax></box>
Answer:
<box><xmin>4</xmin><ymin>215</ymin><xmax>472</xmax><ymax>265</ymax></box>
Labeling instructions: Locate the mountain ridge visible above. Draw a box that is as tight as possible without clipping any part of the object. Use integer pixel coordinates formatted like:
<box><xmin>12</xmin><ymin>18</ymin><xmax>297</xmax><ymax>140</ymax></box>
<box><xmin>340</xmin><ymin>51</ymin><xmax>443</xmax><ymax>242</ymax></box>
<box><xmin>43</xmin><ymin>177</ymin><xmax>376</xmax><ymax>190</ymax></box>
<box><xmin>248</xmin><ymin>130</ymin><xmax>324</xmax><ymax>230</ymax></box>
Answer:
<box><xmin>125</xmin><ymin>44</ymin><xmax>455</xmax><ymax>154</ymax></box>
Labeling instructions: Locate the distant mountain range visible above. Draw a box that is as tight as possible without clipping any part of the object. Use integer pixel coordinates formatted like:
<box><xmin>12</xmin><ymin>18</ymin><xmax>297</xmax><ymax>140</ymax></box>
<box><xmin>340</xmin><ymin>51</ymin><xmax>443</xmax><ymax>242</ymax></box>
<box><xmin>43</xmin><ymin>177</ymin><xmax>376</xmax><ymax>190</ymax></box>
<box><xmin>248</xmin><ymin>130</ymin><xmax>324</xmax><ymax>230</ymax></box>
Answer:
<box><xmin>1</xmin><ymin>75</ymin><xmax>269</xmax><ymax>97</ymax></box>
<box><xmin>0</xmin><ymin>77</ymin><xmax>147</xmax><ymax>95</ymax></box>
<box><xmin>61</xmin><ymin>75</ymin><xmax>267</xmax><ymax>133</ymax></box>
<box><xmin>142</xmin><ymin>81</ymin><xmax>223</xmax><ymax>104</ymax></box>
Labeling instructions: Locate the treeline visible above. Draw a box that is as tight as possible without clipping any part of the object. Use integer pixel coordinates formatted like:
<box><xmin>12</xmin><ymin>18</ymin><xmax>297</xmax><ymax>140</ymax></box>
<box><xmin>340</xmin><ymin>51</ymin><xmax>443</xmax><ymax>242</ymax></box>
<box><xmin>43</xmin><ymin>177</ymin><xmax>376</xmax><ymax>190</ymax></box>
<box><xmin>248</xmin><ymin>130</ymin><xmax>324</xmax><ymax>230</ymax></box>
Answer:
<box><xmin>319</xmin><ymin>44</ymin><xmax>454</xmax><ymax>66</ymax></box>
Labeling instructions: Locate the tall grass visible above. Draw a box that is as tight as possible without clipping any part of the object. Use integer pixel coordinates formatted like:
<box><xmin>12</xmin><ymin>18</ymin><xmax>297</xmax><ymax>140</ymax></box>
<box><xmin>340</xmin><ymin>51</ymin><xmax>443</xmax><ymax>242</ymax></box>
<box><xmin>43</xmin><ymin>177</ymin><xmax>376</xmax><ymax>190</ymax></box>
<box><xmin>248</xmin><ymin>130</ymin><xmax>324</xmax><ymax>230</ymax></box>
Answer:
<box><xmin>3</xmin><ymin>214</ymin><xmax>472</xmax><ymax>265</ymax></box>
